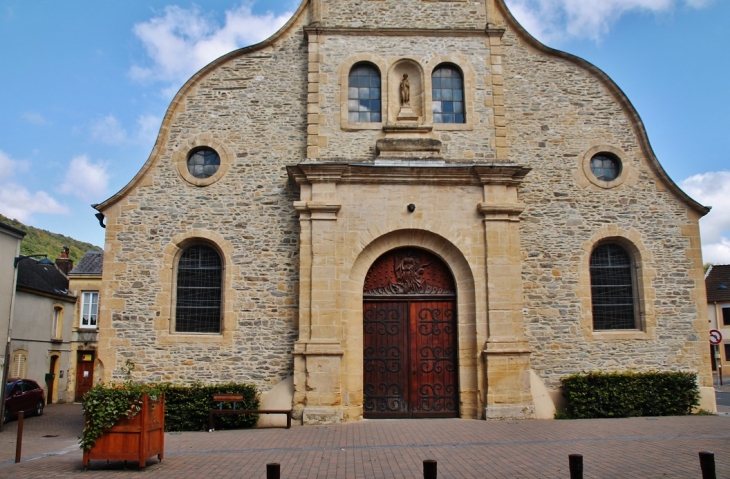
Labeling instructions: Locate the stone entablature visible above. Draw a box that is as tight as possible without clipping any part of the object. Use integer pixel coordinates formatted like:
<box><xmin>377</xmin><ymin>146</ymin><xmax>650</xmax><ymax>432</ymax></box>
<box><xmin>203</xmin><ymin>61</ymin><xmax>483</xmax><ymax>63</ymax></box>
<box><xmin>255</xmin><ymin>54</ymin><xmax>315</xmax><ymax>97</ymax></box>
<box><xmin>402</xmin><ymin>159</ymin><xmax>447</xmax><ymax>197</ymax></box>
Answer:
<box><xmin>288</xmin><ymin>162</ymin><xmax>534</xmax><ymax>422</ymax></box>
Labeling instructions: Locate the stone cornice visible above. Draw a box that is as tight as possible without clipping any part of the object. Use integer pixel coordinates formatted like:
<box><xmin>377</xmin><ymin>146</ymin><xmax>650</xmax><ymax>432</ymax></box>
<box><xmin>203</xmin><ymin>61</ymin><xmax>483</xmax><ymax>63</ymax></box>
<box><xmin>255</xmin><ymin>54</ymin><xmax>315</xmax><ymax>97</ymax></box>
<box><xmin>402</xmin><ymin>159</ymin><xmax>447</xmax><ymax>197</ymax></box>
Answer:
<box><xmin>293</xmin><ymin>200</ymin><xmax>341</xmax><ymax>220</ymax></box>
<box><xmin>287</xmin><ymin>162</ymin><xmax>531</xmax><ymax>187</ymax></box>
<box><xmin>478</xmin><ymin>203</ymin><xmax>525</xmax><ymax>221</ymax></box>
<box><xmin>304</xmin><ymin>26</ymin><xmax>506</xmax><ymax>39</ymax></box>
<box><xmin>473</xmin><ymin>165</ymin><xmax>530</xmax><ymax>186</ymax></box>
<box><xmin>296</xmin><ymin>164</ymin><xmax>348</xmax><ymax>184</ymax></box>
<box><xmin>481</xmin><ymin>348</ymin><xmax>531</xmax><ymax>355</ymax></box>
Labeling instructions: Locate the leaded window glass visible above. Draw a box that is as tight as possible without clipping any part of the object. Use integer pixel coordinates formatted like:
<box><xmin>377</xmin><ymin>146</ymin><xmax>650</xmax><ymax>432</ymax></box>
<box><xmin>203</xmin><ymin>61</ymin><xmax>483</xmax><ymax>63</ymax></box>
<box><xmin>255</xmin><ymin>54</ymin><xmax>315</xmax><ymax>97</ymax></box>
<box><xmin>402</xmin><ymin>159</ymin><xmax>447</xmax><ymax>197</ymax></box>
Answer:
<box><xmin>432</xmin><ymin>65</ymin><xmax>465</xmax><ymax>124</ymax></box>
<box><xmin>590</xmin><ymin>153</ymin><xmax>621</xmax><ymax>182</ymax></box>
<box><xmin>348</xmin><ymin>64</ymin><xmax>381</xmax><ymax>123</ymax></box>
<box><xmin>176</xmin><ymin>245</ymin><xmax>222</xmax><ymax>333</ymax></box>
<box><xmin>590</xmin><ymin>243</ymin><xmax>637</xmax><ymax>330</ymax></box>
<box><xmin>187</xmin><ymin>148</ymin><xmax>221</xmax><ymax>179</ymax></box>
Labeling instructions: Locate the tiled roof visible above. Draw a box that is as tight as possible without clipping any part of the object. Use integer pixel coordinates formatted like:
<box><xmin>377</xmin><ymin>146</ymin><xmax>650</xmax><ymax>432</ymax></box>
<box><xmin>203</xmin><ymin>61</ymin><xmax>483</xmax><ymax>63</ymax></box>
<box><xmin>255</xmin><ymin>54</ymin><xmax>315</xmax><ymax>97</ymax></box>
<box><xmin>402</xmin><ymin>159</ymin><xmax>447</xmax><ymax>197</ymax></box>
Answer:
<box><xmin>16</xmin><ymin>258</ymin><xmax>73</xmax><ymax>299</ymax></box>
<box><xmin>69</xmin><ymin>251</ymin><xmax>103</xmax><ymax>275</ymax></box>
<box><xmin>705</xmin><ymin>264</ymin><xmax>730</xmax><ymax>303</ymax></box>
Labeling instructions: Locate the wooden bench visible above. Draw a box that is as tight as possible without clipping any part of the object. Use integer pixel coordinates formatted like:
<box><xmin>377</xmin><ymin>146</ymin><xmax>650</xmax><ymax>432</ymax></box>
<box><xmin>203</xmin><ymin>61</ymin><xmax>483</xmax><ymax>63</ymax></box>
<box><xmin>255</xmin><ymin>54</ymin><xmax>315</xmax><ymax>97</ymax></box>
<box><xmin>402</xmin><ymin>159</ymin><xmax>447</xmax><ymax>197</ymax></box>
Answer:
<box><xmin>208</xmin><ymin>394</ymin><xmax>292</xmax><ymax>430</ymax></box>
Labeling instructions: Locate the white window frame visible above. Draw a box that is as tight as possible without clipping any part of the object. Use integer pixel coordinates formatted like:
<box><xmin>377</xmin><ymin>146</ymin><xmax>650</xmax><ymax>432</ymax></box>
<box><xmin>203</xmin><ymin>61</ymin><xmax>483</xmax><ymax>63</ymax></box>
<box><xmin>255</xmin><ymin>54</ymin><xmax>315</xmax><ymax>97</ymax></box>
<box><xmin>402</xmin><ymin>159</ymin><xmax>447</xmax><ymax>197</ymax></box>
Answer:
<box><xmin>80</xmin><ymin>291</ymin><xmax>99</xmax><ymax>329</ymax></box>
<box><xmin>722</xmin><ymin>306</ymin><xmax>730</xmax><ymax>327</ymax></box>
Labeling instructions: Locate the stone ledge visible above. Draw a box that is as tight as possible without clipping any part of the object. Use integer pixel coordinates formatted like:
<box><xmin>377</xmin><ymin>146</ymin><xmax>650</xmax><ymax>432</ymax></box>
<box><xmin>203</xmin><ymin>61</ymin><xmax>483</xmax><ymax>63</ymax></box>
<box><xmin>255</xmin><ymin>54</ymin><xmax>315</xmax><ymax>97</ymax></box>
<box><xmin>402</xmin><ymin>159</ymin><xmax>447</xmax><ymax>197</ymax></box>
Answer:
<box><xmin>303</xmin><ymin>406</ymin><xmax>344</xmax><ymax>425</ymax></box>
<box><xmin>376</xmin><ymin>138</ymin><xmax>442</xmax><ymax>159</ymax></box>
<box><xmin>485</xmin><ymin>404</ymin><xmax>536</xmax><ymax>420</ymax></box>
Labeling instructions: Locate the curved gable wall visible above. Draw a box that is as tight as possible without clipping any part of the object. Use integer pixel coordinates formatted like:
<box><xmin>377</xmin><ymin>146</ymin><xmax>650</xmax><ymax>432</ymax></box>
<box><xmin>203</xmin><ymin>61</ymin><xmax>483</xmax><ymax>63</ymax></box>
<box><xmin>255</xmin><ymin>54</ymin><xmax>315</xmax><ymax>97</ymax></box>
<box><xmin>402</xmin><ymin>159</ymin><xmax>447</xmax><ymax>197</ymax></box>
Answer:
<box><xmin>96</xmin><ymin>3</ymin><xmax>311</xmax><ymax>385</ymax></box>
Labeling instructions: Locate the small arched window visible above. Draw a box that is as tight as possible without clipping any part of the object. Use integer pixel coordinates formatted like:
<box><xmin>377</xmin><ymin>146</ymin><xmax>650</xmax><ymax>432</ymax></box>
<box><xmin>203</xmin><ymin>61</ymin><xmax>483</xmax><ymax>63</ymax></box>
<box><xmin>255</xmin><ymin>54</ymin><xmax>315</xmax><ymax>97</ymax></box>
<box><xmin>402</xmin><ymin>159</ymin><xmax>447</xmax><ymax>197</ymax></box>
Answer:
<box><xmin>175</xmin><ymin>245</ymin><xmax>222</xmax><ymax>333</ymax></box>
<box><xmin>348</xmin><ymin>63</ymin><xmax>381</xmax><ymax>123</ymax></box>
<box><xmin>590</xmin><ymin>243</ymin><xmax>637</xmax><ymax>330</ymax></box>
<box><xmin>432</xmin><ymin>65</ymin><xmax>465</xmax><ymax>124</ymax></box>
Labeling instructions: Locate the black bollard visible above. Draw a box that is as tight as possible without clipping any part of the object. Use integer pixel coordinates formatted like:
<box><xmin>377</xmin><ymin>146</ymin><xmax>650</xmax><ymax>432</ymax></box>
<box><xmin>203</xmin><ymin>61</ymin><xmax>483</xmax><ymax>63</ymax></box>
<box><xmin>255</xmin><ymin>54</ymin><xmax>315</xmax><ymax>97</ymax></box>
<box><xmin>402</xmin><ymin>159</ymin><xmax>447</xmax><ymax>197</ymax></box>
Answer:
<box><xmin>15</xmin><ymin>411</ymin><xmax>24</xmax><ymax>463</ymax></box>
<box><xmin>267</xmin><ymin>462</ymin><xmax>281</xmax><ymax>479</ymax></box>
<box><xmin>568</xmin><ymin>454</ymin><xmax>583</xmax><ymax>479</ymax></box>
<box><xmin>423</xmin><ymin>459</ymin><xmax>437</xmax><ymax>479</ymax></box>
<box><xmin>699</xmin><ymin>451</ymin><xmax>716</xmax><ymax>479</ymax></box>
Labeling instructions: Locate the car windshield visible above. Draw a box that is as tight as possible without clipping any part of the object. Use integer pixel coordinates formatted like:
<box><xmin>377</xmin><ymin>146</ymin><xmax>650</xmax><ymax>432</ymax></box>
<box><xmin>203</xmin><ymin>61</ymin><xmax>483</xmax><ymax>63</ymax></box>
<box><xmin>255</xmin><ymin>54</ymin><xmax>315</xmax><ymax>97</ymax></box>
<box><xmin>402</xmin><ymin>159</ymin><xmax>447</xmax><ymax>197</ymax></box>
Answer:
<box><xmin>5</xmin><ymin>383</ymin><xmax>12</xmax><ymax>396</ymax></box>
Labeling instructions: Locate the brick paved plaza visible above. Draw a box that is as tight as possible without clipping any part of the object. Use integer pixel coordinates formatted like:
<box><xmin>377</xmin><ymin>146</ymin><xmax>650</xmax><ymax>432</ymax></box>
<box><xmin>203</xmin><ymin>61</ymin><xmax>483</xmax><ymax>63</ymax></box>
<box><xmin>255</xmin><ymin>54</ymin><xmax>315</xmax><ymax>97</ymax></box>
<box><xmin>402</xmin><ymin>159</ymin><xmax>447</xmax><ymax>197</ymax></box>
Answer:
<box><xmin>0</xmin><ymin>403</ymin><xmax>728</xmax><ymax>478</ymax></box>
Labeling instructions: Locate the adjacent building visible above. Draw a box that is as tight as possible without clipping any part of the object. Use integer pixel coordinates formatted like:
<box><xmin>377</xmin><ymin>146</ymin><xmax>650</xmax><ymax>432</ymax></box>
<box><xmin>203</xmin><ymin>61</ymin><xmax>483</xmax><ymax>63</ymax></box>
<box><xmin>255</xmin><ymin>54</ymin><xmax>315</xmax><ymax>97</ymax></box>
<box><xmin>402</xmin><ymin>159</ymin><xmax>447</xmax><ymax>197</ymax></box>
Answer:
<box><xmin>706</xmin><ymin>264</ymin><xmax>730</xmax><ymax>371</ymax></box>
<box><xmin>12</xmin><ymin>254</ymin><xmax>76</xmax><ymax>403</ymax></box>
<box><xmin>67</xmin><ymin>251</ymin><xmax>103</xmax><ymax>402</ymax></box>
<box><xmin>0</xmin><ymin>223</ymin><xmax>26</xmax><ymax>381</ymax></box>
<box><xmin>92</xmin><ymin>0</ymin><xmax>715</xmax><ymax>424</ymax></box>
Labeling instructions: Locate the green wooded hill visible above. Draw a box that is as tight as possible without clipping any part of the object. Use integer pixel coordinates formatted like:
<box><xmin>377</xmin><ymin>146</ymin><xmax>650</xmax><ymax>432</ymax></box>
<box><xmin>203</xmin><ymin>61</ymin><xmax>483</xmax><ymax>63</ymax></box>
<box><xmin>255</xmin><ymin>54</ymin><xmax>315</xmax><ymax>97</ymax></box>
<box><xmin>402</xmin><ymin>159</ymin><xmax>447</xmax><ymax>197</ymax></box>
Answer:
<box><xmin>0</xmin><ymin>213</ymin><xmax>102</xmax><ymax>264</ymax></box>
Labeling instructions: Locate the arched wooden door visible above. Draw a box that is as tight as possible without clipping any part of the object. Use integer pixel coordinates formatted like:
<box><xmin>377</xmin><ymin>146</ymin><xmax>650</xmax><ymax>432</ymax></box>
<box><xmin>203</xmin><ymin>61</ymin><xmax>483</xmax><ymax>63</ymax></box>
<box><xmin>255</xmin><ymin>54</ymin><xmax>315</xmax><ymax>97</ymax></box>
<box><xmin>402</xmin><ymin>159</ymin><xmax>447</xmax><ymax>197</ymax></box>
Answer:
<box><xmin>363</xmin><ymin>248</ymin><xmax>458</xmax><ymax>418</ymax></box>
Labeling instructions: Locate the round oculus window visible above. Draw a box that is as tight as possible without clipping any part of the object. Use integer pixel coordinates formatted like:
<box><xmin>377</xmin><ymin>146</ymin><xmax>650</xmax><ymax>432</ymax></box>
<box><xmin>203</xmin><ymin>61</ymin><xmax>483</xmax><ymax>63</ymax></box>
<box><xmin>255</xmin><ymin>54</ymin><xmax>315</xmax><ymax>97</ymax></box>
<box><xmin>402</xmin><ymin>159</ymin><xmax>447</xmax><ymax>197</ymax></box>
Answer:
<box><xmin>589</xmin><ymin>153</ymin><xmax>621</xmax><ymax>182</ymax></box>
<box><xmin>187</xmin><ymin>148</ymin><xmax>221</xmax><ymax>179</ymax></box>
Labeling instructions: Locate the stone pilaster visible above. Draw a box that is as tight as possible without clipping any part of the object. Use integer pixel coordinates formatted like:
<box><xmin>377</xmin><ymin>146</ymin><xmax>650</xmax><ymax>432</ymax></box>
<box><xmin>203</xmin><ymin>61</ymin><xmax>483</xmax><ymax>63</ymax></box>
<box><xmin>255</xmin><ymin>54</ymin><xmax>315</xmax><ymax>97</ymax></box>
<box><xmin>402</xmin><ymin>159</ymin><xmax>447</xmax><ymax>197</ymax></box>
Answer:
<box><xmin>486</xmin><ymin>29</ymin><xmax>507</xmax><ymax>161</ymax></box>
<box><xmin>306</xmin><ymin>29</ymin><xmax>323</xmax><ymax>159</ymax></box>
<box><xmin>290</xmin><ymin>165</ymin><xmax>346</xmax><ymax>424</ymax></box>
<box><xmin>476</xmin><ymin>166</ymin><xmax>534</xmax><ymax>419</ymax></box>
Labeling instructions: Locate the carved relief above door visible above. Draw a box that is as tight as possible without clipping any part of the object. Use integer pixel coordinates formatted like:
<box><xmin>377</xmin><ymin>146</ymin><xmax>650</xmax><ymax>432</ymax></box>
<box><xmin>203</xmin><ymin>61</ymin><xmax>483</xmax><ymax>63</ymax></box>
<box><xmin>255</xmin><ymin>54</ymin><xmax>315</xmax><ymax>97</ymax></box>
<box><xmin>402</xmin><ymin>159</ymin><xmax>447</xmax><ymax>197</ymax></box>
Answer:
<box><xmin>363</xmin><ymin>248</ymin><xmax>458</xmax><ymax>418</ymax></box>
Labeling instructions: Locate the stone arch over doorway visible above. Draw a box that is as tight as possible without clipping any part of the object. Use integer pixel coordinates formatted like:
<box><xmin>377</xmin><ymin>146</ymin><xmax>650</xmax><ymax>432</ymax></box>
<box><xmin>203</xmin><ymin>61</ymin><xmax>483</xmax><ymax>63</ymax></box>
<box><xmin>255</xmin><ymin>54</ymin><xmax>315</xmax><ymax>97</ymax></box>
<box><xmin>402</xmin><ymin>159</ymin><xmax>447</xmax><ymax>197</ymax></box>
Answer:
<box><xmin>341</xmin><ymin>229</ymin><xmax>480</xmax><ymax>421</ymax></box>
<box><xmin>363</xmin><ymin>247</ymin><xmax>458</xmax><ymax>418</ymax></box>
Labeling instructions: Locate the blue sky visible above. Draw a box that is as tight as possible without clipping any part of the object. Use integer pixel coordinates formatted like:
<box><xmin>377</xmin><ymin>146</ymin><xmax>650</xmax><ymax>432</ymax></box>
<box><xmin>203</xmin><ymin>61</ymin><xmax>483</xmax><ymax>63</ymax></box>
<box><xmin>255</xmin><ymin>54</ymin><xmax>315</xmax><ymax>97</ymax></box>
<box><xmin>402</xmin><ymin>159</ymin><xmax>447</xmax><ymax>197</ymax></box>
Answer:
<box><xmin>0</xmin><ymin>0</ymin><xmax>728</xmax><ymax>263</ymax></box>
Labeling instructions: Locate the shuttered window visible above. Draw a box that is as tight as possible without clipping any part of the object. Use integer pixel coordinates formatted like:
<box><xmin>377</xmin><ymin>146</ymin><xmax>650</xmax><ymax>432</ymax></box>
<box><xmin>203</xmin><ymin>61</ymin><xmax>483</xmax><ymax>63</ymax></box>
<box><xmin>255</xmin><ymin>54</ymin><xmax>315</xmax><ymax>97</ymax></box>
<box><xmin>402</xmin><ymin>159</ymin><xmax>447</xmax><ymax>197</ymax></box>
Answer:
<box><xmin>12</xmin><ymin>352</ymin><xmax>27</xmax><ymax>378</ymax></box>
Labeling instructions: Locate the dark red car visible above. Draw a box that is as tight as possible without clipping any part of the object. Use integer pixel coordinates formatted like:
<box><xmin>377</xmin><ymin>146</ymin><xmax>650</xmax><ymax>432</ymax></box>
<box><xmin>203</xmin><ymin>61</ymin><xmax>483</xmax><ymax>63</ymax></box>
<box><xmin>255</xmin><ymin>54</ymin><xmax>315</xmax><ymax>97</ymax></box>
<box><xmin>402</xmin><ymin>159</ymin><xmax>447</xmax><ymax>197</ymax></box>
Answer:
<box><xmin>4</xmin><ymin>378</ymin><xmax>45</xmax><ymax>422</ymax></box>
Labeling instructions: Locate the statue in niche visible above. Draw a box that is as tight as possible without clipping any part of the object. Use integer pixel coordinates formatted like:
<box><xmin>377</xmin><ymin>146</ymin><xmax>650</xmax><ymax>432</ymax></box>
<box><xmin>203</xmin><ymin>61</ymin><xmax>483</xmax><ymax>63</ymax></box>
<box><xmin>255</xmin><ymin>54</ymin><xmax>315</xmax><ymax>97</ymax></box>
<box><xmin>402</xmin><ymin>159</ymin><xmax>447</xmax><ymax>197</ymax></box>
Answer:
<box><xmin>399</xmin><ymin>74</ymin><xmax>410</xmax><ymax>106</ymax></box>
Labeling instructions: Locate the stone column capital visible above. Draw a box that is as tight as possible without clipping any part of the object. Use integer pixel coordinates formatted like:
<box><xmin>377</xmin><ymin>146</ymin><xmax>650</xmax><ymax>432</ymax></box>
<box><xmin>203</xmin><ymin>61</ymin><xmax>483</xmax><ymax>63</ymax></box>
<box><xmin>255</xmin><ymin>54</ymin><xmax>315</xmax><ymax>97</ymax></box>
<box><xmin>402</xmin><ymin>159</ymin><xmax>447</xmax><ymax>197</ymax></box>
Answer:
<box><xmin>477</xmin><ymin>202</ymin><xmax>525</xmax><ymax>221</ymax></box>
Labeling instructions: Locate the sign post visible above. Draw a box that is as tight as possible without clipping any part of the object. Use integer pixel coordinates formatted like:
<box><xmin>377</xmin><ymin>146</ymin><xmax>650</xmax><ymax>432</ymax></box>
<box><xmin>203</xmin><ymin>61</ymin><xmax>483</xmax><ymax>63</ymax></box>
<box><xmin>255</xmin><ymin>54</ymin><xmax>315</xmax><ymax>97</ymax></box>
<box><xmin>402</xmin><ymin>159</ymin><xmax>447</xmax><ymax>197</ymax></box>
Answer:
<box><xmin>710</xmin><ymin>329</ymin><xmax>722</xmax><ymax>386</ymax></box>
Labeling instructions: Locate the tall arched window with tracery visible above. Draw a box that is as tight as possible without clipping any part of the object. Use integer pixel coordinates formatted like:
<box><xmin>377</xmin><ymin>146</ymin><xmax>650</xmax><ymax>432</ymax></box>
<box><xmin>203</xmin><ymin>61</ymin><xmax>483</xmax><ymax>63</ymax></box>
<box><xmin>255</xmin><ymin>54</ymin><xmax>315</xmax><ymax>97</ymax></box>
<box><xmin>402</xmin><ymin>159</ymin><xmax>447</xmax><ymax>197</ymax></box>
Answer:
<box><xmin>432</xmin><ymin>64</ymin><xmax>465</xmax><ymax>124</ymax></box>
<box><xmin>348</xmin><ymin>63</ymin><xmax>381</xmax><ymax>123</ymax></box>
<box><xmin>175</xmin><ymin>244</ymin><xmax>222</xmax><ymax>333</ymax></box>
<box><xmin>590</xmin><ymin>243</ymin><xmax>638</xmax><ymax>330</ymax></box>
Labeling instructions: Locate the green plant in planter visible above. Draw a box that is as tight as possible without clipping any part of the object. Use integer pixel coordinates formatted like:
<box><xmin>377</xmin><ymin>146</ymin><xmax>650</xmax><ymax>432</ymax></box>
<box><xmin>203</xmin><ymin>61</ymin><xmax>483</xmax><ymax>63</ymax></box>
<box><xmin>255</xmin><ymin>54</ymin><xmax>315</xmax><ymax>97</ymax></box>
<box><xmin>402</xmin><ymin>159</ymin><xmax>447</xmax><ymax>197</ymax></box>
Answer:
<box><xmin>79</xmin><ymin>360</ymin><xmax>164</xmax><ymax>451</ymax></box>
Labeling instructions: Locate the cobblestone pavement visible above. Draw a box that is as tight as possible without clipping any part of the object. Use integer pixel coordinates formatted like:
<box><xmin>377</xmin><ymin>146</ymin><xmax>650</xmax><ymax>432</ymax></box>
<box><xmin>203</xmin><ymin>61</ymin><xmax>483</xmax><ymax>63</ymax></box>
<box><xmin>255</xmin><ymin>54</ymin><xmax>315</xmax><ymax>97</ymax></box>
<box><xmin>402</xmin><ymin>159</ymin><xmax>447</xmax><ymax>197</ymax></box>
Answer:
<box><xmin>0</xmin><ymin>403</ymin><xmax>83</xmax><ymax>466</ymax></box>
<box><xmin>0</xmin><ymin>404</ymin><xmax>728</xmax><ymax>478</ymax></box>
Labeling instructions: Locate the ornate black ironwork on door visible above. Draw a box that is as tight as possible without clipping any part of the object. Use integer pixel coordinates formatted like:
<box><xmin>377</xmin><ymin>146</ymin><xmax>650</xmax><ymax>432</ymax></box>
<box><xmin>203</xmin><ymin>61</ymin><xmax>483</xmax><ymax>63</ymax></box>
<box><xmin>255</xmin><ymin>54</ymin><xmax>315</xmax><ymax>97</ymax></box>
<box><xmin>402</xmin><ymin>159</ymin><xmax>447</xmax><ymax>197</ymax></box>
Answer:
<box><xmin>363</xmin><ymin>248</ymin><xmax>458</xmax><ymax>419</ymax></box>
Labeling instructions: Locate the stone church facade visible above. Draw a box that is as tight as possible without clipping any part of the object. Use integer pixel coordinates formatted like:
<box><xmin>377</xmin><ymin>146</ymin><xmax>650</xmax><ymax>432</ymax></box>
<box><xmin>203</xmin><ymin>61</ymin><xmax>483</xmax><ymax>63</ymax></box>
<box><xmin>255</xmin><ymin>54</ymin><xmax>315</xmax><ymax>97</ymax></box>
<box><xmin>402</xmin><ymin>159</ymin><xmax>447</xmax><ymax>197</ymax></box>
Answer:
<box><xmin>94</xmin><ymin>0</ymin><xmax>715</xmax><ymax>424</ymax></box>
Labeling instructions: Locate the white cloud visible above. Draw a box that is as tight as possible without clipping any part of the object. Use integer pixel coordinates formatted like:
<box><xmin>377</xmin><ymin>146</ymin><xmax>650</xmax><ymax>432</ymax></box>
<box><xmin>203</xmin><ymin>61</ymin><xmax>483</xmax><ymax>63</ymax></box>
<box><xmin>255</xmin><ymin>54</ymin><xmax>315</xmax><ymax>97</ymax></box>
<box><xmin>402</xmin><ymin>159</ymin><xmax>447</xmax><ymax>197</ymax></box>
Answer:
<box><xmin>91</xmin><ymin>115</ymin><xmax>127</xmax><ymax>145</ymax></box>
<box><xmin>505</xmin><ymin>0</ymin><xmax>713</xmax><ymax>43</ymax></box>
<box><xmin>130</xmin><ymin>3</ymin><xmax>292</xmax><ymax>91</ymax></box>
<box><xmin>681</xmin><ymin>171</ymin><xmax>730</xmax><ymax>264</ymax></box>
<box><xmin>22</xmin><ymin>112</ymin><xmax>50</xmax><ymax>125</ymax></box>
<box><xmin>0</xmin><ymin>183</ymin><xmax>69</xmax><ymax>223</ymax></box>
<box><xmin>58</xmin><ymin>155</ymin><xmax>112</xmax><ymax>201</ymax></box>
<box><xmin>89</xmin><ymin>114</ymin><xmax>162</xmax><ymax>148</ymax></box>
<box><xmin>0</xmin><ymin>150</ymin><xmax>29</xmax><ymax>181</ymax></box>
<box><xmin>136</xmin><ymin>114</ymin><xmax>162</xmax><ymax>146</ymax></box>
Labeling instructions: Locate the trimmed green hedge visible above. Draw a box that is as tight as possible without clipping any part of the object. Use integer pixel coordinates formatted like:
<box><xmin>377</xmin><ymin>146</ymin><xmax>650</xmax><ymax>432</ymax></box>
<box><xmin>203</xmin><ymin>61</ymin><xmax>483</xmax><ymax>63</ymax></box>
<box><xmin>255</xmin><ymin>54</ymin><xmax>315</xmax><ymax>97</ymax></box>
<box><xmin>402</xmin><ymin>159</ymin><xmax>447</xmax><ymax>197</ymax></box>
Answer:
<box><xmin>560</xmin><ymin>371</ymin><xmax>700</xmax><ymax>419</ymax></box>
<box><xmin>161</xmin><ymin>383</ymin><xmax>259</xmax><ymax>431</ymax></box>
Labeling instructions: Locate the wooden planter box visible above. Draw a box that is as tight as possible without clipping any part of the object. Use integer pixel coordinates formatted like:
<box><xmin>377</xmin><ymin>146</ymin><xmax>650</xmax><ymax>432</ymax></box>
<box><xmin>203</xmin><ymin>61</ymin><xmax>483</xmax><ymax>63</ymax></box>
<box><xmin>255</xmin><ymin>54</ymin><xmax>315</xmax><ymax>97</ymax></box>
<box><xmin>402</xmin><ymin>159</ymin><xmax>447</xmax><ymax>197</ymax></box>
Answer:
<box><xmin>83</xmin><ymin>393</ymin><xmax>165</xmax><ymax>469</ymax></box>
